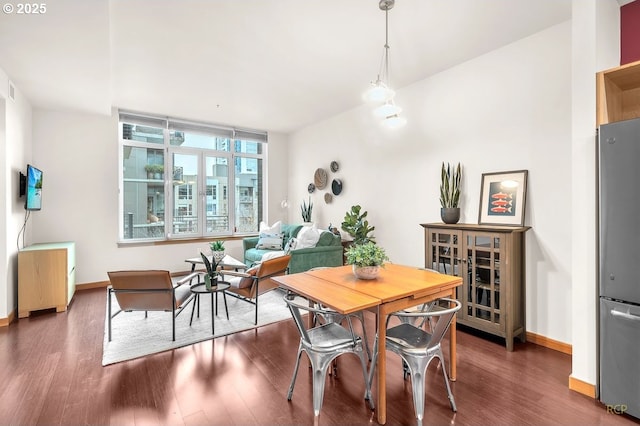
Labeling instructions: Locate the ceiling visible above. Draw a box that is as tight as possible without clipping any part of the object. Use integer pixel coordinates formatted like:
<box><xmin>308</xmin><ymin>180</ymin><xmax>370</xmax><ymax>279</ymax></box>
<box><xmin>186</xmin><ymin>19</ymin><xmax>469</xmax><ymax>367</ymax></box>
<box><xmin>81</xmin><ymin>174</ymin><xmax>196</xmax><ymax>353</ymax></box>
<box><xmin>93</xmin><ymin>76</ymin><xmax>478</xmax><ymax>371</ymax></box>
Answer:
<box><xmin>0</xmin><ymin>0</ymin><xmax>587</xmax><ymax>133</ymax></box>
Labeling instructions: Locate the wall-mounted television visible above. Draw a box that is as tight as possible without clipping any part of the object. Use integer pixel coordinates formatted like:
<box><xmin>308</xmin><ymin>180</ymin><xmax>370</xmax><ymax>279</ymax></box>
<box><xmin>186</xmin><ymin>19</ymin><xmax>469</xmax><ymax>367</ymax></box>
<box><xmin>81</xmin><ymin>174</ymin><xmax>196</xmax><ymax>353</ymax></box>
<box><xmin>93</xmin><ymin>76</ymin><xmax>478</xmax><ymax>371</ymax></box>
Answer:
<box><xmin>24</xmin><ymin>164</ymin><xmax>43</xmax><ymax>211</ymax></box>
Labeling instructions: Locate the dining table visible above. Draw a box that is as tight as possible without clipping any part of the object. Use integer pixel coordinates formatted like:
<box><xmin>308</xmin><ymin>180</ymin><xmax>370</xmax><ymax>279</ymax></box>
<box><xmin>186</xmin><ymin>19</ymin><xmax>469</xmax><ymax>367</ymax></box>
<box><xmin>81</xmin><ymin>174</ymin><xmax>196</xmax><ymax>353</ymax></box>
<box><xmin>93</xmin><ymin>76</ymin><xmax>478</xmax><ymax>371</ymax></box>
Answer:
<box><xmin>272</xmin><ymin>263</ymin><xmax>462</xmax><ymax>424</ymax></box>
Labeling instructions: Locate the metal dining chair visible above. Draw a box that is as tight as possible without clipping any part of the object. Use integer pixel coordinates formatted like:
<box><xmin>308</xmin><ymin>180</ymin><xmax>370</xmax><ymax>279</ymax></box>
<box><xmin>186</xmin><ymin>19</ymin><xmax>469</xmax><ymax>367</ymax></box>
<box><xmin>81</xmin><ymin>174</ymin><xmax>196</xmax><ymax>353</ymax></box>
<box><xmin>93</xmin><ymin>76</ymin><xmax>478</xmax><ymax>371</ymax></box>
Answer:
<box><xmin>283</xmin><ymin>294</ymin><xmax>374</xmax><ymax>418</ymax></box>
<box><xmin>308</xmin><ymin>267</ymin><xmax>372</xmax><ymax>362</ymax></box>
<box><xmin>367</xmin><ymin>297</ymin><xmax>461</xmax><ymax>426</ymax></box>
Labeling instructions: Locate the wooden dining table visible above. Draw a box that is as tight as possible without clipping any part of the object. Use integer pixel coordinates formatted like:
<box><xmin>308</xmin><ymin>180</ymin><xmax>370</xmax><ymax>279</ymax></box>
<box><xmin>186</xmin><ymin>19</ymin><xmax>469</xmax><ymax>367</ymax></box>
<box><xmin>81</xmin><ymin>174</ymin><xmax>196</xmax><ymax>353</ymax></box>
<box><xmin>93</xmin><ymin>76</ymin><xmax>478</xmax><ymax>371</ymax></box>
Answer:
<box><xmin>273</xmin><ymin>263</ymin><xmax>462</xmax><ymax>424</ymax></box>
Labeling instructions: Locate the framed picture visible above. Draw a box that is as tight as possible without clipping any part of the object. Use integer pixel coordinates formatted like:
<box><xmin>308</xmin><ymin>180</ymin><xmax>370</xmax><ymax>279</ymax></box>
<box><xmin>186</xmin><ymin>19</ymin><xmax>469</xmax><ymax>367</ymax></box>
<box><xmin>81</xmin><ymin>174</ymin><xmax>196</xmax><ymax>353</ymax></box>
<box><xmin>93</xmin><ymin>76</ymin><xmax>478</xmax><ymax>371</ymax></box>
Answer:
<box><xmin>478</xmin><ymin>170</ymin><xmax>528</xmax><ymax>226</ymax></box>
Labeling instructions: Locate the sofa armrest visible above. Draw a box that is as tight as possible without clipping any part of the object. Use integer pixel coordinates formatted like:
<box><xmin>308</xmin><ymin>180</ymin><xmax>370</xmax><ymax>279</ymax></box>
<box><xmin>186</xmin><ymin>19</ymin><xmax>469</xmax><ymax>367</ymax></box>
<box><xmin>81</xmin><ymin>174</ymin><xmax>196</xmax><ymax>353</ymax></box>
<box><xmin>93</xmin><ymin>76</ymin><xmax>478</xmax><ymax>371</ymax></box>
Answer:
<box><xmin>243</xmin><ymin>236</ymin><xmax>259</xmax><ymax>252</ymax></box>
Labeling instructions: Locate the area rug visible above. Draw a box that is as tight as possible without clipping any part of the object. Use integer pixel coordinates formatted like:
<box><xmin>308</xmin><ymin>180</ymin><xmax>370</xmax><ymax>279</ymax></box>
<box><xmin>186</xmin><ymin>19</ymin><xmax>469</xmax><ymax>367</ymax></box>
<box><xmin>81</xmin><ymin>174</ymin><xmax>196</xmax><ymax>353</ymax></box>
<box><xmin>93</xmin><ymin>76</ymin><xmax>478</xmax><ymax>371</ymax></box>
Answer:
<box><xmin>102</xmin><ymin>287</ymin><xmax>291</xmax><ymax>366</ymax></box>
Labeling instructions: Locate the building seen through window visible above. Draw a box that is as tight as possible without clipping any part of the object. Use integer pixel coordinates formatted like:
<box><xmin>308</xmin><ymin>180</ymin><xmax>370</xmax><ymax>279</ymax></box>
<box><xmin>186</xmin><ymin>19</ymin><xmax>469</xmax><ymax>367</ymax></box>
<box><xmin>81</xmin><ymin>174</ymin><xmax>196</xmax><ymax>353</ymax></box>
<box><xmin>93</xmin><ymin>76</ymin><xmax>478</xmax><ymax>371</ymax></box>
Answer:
<box><xmin>120</xmin><ymin>113</ymin><xmax>266</xmax><ymax>241</ymax></box>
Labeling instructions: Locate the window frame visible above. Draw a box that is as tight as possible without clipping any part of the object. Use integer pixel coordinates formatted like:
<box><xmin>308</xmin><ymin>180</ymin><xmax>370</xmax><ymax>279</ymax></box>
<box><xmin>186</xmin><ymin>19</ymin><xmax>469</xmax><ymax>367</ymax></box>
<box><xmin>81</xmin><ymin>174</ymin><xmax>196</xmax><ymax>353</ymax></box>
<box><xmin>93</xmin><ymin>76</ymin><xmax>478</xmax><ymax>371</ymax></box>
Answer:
<box><xmin>118</xmin><ymin>112</ymin><xmax>267</xmax><ymax>244</ymax></box>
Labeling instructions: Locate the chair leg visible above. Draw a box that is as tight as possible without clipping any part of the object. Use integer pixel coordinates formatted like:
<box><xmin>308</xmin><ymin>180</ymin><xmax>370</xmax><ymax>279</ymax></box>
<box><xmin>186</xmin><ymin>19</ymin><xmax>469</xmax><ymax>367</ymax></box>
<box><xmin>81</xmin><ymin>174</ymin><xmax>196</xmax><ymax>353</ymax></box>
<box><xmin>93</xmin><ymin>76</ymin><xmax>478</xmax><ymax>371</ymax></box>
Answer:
<box><xmin>107</xmin><ymin>288</ymin><xmax>112</xmax><ymax>342</ymax></box>
<box><xmin>172</xmin><ymin>312</ymin><xmax>176</xmax><ymax>341</ymax></box>
<box><xmin>357</xmin><ymin>342</ymin><xmax>374</xmax><ymax>410</ymax></box>
<box><xmin>366</xmin><ymin>335</ymin><xmax>379</xmax><ymax>392</ymax></box>
<box><xmin>287</xmin><ymin>344</ymin><xmax>304</xmax><ymax>401</ymax></box>
<box><xmin>308</xmin><ymin>352</ymin><xmax>337</xmax><ymax>417</ymax></box>
<box><xmin>402</xmin><ymin>355</ymin><xmax>429</xmax><ymax>426</ymax></box>
<box><xmin>356</xmin><ymin>312</ymin><xmax>372</xmax><ymax>361</ymax></box>
<box><xmin>254</xmin><ymin>295</ymin><xmax>259</xmax><ymax>325</ymax></box>
<box><xmin>435</xmin><ymin>349</ymin><xmax>457</xmax><ymax>412</ymax></box>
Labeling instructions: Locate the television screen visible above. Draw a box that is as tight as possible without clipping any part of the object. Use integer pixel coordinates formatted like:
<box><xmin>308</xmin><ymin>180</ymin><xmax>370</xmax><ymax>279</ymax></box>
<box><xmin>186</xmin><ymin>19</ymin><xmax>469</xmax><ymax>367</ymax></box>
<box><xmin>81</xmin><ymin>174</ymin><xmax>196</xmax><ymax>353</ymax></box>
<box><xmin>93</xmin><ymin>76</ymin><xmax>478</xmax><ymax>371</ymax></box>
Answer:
<box><xmin>25</xmin><ymin>164</ymin><xmax>42</xmax><ymax>211</ymax></box>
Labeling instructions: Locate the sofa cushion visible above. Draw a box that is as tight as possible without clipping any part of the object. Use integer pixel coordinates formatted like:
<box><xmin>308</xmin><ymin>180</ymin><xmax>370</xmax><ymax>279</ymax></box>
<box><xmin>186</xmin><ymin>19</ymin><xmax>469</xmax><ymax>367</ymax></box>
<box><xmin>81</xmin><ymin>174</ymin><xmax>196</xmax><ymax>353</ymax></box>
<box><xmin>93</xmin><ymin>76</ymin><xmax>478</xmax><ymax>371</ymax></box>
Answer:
<box><xmin>295</xmin><ymin>224</ymin><xmax>321</xmax><ymax>249</ymax></box>
<box><xmin>256</xmin><ymin>232</ymin><xmax>284</xmax><ymax>250</ymax></box>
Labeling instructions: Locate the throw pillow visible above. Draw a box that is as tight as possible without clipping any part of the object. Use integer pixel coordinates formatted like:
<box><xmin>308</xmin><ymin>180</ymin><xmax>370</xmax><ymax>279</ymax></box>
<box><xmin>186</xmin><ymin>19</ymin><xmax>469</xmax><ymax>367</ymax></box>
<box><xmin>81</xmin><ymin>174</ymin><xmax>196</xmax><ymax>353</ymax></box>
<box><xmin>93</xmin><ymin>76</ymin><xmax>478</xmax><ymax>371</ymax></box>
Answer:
<box><xmin>284</xmin><ymin>237</ymin><xmax>298</xmax><ymax>253</ymax></box>
<box><xmin>236</xmin><ymin>265</ymin><xmax>259</xmax><ymax>289</ymax></box>
<box><xmin>259</xmin><ymin>220</ymin><xmax>282</xmax><ymax>235</ymax></box>
<box><xmin>256</xmin><ymin>232</ymin><xmax>284</xmax><ymax>250</ymax></box>
<box><xmin>295</xmin><ymin>224</ymin><xmax>321</xmax><ymax>249</ymax></box>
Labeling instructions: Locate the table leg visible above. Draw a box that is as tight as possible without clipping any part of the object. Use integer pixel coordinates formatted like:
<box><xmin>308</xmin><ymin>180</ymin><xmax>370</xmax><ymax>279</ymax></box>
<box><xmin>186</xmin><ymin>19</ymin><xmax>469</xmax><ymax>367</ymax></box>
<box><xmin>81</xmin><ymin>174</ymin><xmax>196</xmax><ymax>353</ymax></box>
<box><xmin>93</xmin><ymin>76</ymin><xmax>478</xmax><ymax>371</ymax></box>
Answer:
<box><xmin>377</xmin><ymin>305</ymin><xmax>387</xmax><ymax>424</ymax></box>
<box><xmin>449</xmin><ymin>288</ymin><xmax>457</xmax><ymax>381</ymax></box>
<box><xmin>210</xmin><ymin>293</ymin><xmax>215</xmax><ymax>334</ymax></box>
<box><xmin>223</xmin><ymin>292</ymin><xmax>229</xmax><ymax>320</ymax></box>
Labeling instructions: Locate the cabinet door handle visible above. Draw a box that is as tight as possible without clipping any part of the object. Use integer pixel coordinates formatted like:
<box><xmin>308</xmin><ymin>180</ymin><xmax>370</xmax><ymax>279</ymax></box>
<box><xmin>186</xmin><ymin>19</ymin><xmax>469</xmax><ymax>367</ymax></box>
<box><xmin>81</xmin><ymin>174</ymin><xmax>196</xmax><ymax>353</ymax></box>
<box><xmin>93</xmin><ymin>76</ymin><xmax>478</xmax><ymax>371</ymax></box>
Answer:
<box><xmin>611</xmin><ymin>309</ymin><xmax>640</xmax><ymax>322</ymax></box>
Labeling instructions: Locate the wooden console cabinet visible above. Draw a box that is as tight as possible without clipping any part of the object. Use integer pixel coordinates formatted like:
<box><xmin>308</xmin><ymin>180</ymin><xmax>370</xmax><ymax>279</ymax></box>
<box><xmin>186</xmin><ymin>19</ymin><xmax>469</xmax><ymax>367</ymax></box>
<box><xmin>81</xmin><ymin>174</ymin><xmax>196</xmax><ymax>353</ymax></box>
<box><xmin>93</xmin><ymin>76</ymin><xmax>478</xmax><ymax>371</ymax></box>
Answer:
<box><xmin>18</xmin><ymin>242</ymin><xmax>76</xmax><ymax>318</ymax></box>
<box><xmin>421</xmin><ymin>223</ymin><xmax>530</xmax><ymax>351</ymax></box>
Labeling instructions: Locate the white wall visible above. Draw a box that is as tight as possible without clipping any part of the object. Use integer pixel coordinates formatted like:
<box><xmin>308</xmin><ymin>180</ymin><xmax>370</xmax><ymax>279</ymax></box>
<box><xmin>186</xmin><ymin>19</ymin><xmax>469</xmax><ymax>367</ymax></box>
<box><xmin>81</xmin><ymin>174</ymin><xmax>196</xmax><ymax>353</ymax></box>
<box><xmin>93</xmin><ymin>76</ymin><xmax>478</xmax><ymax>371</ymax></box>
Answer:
<box><xmin>1</xmin><ymin>70</ymin><xmax>32</xmax><ymax>320</ymax></box>
<box><xmin>289</xmin><ymin>23</ymin><xmax>573</xmax><ymax>343</ymax></box>
<box><xmin>569</xmin><ymin>0</ymin><xmax>620</xmax><ymax>389</ymax></box>
<box><xmin>29</xmin><ymin>109</ymin><xmax>289</xmax><ymax>285</ymax></box>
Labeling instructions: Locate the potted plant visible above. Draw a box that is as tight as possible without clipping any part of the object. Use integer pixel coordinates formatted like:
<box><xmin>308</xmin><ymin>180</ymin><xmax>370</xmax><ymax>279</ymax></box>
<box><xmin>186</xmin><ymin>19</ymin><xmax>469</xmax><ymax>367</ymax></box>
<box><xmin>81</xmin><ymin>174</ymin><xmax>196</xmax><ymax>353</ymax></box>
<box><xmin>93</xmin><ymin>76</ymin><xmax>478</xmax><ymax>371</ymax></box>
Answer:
<box><xmin>144</xmin><ymin>164</ymin><xmax>155</xmax><ymax>179</ymax></box>
<box><xmin>200</xmin><ymin>252</ymin><xmax>220</xmax><ymax>290</ymax></box>
<box><xmin>439</xmin><ymin>162</ymin><xmax>462</xmax><ymax>224</ymax></box>
<box><xmin>301</xmin><ymin>197</ymin><xmax>313</xmax><ymax>224</ymax></box>
<box><xmin>341</xmin><ymin>205</ymin><xmax>375</xmax><ymax>245</ymax></box>
<box><xmin>210</xmin><ymin>240</ymin><xmax>225</xmax><ymax>263</ymax></box>
<box><xmin>345</xmin><ymin>242</ymin><xmax>389</xmax><ymax>280</ymax></box>
<box><xmin>154</xmin><ymin>164</ymin><xmax>164</xmax><ymax>180</ymax></box>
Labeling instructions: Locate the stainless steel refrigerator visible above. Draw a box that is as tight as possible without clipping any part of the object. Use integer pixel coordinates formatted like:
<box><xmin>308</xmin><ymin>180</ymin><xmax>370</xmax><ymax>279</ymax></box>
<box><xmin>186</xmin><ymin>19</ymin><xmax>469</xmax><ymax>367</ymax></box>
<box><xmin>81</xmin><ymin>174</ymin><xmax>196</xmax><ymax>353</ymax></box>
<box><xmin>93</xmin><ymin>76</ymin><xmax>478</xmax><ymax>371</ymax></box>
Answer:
<box><xmin>598</xmin><ymin>118</ymin><xmax>640</xmax><ymax>420</ymax></box>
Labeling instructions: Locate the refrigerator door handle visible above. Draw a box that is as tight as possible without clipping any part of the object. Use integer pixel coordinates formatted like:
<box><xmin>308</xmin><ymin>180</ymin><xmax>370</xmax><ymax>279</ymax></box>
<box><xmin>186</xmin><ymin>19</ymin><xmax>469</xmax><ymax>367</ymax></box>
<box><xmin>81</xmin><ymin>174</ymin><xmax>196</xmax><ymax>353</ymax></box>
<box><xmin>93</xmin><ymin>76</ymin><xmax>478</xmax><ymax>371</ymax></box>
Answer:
<box><xmin>611</xmin><ymin>309</ymin><xmax>640</xmax><ymax>322</ymax></box>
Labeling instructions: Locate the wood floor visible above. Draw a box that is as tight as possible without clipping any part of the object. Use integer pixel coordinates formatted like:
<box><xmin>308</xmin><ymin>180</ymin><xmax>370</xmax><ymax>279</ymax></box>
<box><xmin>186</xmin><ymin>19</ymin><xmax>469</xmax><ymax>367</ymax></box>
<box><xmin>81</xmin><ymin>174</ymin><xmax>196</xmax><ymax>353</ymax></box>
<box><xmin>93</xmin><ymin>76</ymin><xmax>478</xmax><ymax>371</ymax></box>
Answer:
<box><xmin>1</xmin><ymin>288</ymin><xmax>638</xmax><ymax>426</ymax></box>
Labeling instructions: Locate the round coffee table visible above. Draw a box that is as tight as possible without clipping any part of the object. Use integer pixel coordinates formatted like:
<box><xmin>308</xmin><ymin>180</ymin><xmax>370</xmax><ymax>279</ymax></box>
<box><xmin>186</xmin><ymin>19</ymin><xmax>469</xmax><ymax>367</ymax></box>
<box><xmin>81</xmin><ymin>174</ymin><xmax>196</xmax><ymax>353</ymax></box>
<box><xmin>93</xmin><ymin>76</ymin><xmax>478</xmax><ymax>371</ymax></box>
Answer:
<box><xmin>189</xmin><ymin>281</ymin><xmax>230</xmax><ymax>335</ymax></box>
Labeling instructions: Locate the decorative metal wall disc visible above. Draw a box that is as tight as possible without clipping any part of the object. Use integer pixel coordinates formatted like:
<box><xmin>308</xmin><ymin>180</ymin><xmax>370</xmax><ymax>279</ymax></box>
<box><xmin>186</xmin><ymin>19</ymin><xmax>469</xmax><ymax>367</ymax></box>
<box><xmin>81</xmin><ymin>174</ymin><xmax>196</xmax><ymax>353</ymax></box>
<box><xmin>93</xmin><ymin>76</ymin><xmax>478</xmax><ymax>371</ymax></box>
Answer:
<box><xmin>308</xmin><ymin>183</ymin><xmax>315</xmax><ymax>193</ymax></box>
<box><xmin>314</xmin><ymin>168</ymin><xmax>328</xmax><ymax>189</ymax></box>
<box><xmin>324</xmin><ymin>193</ymin><xmax>333</xmax><ymax>203</ymax></box>
<box><xmin>331</xmin><ymin>179</ymin><xmax>343</xmax><ymax>195</ymax></box>
<box><xmin>330</xmin><ymin>161</ymin><xmax>339</xmax><ymax>172</ymax></box>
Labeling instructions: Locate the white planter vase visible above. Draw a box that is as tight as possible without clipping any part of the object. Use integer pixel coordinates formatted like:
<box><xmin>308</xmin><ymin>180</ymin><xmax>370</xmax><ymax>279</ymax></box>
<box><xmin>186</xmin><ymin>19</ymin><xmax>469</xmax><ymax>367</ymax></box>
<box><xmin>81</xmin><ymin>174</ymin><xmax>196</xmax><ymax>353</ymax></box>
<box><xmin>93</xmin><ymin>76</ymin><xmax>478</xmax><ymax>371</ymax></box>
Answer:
<box><xmin>212</xmin><ymin>251</ymin><xmax>225</xmax><ymax>263</ymax></box>
<box><xmin>352</xmin><ymin>265</ymin><xmax>380</xmax><ymax>280</ymax></box>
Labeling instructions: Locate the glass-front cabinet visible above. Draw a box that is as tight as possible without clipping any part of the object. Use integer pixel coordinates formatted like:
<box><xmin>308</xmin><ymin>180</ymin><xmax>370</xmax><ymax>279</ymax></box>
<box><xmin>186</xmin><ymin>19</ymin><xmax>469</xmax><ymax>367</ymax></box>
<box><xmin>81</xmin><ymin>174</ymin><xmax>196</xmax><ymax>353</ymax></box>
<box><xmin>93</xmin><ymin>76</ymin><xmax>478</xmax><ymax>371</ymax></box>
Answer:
<box><xmin>423</xmin><ymin>223</ymin><xmax>530</xmax><ymax>351</ymax></box>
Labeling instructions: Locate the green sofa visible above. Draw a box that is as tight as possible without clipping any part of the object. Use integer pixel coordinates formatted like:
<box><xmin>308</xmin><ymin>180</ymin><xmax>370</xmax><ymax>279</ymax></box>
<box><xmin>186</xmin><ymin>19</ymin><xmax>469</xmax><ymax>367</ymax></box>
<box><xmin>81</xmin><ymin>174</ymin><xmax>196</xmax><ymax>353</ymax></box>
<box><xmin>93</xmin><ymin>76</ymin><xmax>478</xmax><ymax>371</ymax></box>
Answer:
<box><xmin>243</xmin><ymin>223</ymin><xmax>344</xmax><ymax>274</ymax></box>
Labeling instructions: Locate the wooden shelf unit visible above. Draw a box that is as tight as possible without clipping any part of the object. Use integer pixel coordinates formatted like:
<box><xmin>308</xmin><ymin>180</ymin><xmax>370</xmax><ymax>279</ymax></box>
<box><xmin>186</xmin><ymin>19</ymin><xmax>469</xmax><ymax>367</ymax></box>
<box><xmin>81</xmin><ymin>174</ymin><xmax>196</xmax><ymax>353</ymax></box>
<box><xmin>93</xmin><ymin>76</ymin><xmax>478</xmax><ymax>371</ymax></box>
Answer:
<box><xmin>597</xmin><ymin>59</ymin><xmax>640</xmax><ymax>126</ymax></box>
<box><xmin>421</xmin><ymin>223</ymin><xmax>530</xmax><ymax>351</ymax></box>
<box><xmin>18</xmin><ymin>242</ymin><xmax>76</xmax><ymax>318</ymax></box>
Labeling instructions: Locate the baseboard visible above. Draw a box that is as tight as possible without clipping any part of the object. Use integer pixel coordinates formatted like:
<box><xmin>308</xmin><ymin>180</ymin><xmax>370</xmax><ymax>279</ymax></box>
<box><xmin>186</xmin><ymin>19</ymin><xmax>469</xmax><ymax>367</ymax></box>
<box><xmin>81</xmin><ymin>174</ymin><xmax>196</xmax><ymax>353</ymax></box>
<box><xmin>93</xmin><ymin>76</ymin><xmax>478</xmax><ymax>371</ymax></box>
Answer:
<box><xmin>76</xmin><ymin>280</ymin><xmax>110</xmax><ymax>291</ymax></box>
<box><xmin>76</xmin><ymin>272</ymin><xmax>193</xmax><ymax>291</ymax></box>
<box><xmin>526</xmin><ymin>331</ymin><xmax>572</xmax><ymax>355</ymax></box>
<box><xmin>526</xmin><ymin>332</ymin><xmax>596</xmax><ymax>399</ymax></box>
<box><xmin>569</xmin><ymin>375</ymin><xmax>596</xmax><ymax>398</ymax></box>
<box><xmin>0</xmin><ymin>309</ymin><xmax>16</xmax><ymax>327</ymax></box>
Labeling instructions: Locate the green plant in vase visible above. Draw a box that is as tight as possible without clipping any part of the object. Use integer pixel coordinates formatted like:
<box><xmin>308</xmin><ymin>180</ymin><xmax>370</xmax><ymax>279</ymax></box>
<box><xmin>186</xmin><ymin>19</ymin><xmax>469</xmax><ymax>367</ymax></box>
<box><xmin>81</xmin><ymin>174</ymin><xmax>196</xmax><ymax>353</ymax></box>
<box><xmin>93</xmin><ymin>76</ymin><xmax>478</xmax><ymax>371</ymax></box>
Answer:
<box><xmin>210</xmin><ymin>240</ymin><xmax>225</xmax><ymax>263</ymax></box>
<box><xmin>345</xmin><ymin>242</ymin><xmax>389</xmax><ymax>280</ymax></box>
<box><xmin>439</xmin><ymin>162</ymin><xmax>462</xmax><ymax>224</ymax></box>
<box><xmin>341</xmin><ymin>205</ymin><xmax>376</xmax><ymax>245</ymax></box>
<box><xmin>301</xmin><ymin>197</ymin><xmax>313</xmax><ymax>223</ymax></box>
<box><xmin>200</xmin><ymin>252</ymin><xmax>220</xmax><ymax>290</ymax></box>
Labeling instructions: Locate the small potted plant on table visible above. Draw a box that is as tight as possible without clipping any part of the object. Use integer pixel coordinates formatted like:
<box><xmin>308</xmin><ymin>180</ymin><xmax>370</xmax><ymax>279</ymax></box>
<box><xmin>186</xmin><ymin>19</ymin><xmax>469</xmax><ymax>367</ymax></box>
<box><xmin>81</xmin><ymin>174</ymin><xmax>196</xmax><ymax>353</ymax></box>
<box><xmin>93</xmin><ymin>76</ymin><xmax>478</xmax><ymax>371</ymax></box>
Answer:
<box><xmin>200</xmin><ymin>252</ymin><xmax>220</xmax><ymax>290</ymax></box>
<box><xmin>345</xmin><ymin>242</ymin><xmax>389</xmax><ymax>280</ymax></box>
<box><xmin>210</xmin><ymin>240</ymin><xmax>225</xmax><ymax>263</ymax></box>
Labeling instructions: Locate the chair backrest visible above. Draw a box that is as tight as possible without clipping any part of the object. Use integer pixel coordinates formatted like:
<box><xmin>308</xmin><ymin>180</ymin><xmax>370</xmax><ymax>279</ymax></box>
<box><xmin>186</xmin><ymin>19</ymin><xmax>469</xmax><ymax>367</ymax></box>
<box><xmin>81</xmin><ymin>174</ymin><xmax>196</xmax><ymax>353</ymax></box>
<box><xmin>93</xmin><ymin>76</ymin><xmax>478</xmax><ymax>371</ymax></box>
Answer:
<box><xmin>107</xmin><ymin>270</ymin><xmax>175</xmax><ymax>311</ymax></box>
<box><xmin>257</xmin><ymin>254</ymin><xmax>291</xmax><ymax>279</ymax></box>
<box><xmin>240</xmin><ymin>254</ymin><xmax>291</xmax><ymax>299</ymax></box>
<box><xmin>283</xmin><ymin>294</ymin><xmax>357</xmax><ymax>347</ymax></box>
<box><xmin>390</xmin><ymin>298</ymin><xmax>461</xmax><ymax>350</ymax></box>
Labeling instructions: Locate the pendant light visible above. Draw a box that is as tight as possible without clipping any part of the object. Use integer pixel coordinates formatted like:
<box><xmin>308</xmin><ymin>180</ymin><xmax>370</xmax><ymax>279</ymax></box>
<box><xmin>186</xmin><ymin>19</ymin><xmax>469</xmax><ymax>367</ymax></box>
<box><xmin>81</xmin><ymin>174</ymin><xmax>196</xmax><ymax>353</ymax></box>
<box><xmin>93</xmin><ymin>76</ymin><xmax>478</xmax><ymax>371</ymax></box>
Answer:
<box><xmin>364</xmin><ymin>0</ymin><xmax>406</xmax><ymax>127</ymax></box>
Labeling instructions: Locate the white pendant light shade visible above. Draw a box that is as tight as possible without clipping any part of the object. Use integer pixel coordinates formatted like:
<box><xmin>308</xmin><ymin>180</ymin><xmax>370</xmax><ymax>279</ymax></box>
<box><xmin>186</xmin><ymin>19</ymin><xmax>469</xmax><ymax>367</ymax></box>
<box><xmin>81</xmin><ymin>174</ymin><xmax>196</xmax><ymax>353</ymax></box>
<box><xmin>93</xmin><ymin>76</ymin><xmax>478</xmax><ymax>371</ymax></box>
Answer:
<box><xmin>363</xmin><ymin>81</ymin><xmax>395</xmax><ymax>103</ymax></box>
<box><xmin>364</xmin><ymin>0</ymin><xmax>406</xmax><ymax>128</ymax></box>
<box><xmin>381</xmin><ymin>114</ymin><xmax>407</xmax><ymax>129</ymax></box>
<box><xmin>373</xmin><ymin>101</ymin><xmax>402</xmax><ymax>118</ymax></box>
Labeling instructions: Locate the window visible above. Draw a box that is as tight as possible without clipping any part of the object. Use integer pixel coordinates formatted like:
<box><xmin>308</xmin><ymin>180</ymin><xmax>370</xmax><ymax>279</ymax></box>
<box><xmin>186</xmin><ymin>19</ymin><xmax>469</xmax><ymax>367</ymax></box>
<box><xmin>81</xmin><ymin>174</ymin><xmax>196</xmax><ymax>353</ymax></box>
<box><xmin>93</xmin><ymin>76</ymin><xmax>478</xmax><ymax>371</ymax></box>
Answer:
<box><xmin>119</xmin><ymin>112</ymin><xmax>267</xmax><ymax>242</ymax></box>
